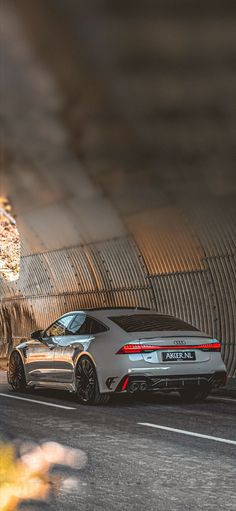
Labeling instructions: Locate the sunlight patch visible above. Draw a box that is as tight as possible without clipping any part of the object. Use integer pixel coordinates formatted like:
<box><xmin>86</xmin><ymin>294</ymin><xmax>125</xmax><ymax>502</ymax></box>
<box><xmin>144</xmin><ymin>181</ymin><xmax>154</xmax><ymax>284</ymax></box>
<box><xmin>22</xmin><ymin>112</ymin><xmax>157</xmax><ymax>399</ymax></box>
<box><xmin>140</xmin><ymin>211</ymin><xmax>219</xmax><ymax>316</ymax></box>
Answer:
<box><xmin>0</xmin><ymin>197</ymin><xmax>20</xmax><ymax>281</ymax></box>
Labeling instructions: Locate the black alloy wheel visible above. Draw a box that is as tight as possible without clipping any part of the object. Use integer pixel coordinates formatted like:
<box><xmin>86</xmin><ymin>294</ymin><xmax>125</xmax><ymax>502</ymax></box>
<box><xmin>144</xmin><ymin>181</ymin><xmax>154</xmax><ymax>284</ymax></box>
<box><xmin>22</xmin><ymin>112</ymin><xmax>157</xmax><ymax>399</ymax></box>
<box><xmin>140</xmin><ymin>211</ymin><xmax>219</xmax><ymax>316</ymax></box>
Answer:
<box><xmin>8</xmin><ymin>351</ymin><xmax>27</xmax><ymax>392</ymax></box>
<box><xmin>75</xmin><ymin>356</ymin><xmax>109</xmax><ymax>405</ymax></box>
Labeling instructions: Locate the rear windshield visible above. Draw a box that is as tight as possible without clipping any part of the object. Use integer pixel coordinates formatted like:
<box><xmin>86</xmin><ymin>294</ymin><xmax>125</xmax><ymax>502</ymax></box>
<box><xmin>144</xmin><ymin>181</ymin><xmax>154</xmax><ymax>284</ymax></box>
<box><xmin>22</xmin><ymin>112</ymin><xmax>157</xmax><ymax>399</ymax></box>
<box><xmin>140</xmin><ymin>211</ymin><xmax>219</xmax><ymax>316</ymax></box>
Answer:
<box><xmin>108</xmin><ymin>314</ymin><xmax>199</xmax><ymax>332</ymax></box>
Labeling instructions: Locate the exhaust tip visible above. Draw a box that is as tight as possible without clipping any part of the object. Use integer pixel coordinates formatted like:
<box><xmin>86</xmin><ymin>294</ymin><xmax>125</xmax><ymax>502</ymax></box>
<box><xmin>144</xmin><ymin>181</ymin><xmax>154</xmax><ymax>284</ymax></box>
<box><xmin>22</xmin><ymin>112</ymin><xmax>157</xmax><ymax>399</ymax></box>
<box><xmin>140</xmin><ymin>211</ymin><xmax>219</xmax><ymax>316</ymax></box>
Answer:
<box><xmin>128</xmin><ymin>382</ymin><xmax>140</xmax><ymax>394</ymax></box>
<box><xmin>127</xmin><ymin>381</ymin><xmax>148</xmax><ymax>393</ymax></box>
<box><xmin>140</xmin><ymin>382</ymin><xmax>148</xmax><ymax>392</ymax></box>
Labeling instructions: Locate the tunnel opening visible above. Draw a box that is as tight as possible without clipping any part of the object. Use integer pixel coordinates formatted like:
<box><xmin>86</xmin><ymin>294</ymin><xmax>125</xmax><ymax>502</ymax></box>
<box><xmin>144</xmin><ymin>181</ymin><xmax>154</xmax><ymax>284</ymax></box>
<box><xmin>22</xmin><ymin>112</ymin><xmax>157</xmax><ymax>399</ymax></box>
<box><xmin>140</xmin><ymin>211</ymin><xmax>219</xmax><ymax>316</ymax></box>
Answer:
<box><xmin>0</xmin><ymin>197</ymin><xmax>20</xmax><ymax>281</ymax></box>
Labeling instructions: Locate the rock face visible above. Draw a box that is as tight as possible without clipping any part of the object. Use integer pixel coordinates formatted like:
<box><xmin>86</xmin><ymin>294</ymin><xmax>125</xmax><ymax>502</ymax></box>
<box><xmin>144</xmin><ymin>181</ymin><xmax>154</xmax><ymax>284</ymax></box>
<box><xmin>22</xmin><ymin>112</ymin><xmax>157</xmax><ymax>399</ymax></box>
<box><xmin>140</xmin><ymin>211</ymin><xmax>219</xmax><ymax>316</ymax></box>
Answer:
<box><xmin>0</xmin><ymin>198</ymin><xmax>20</xmax><ymax>281</ymax></box>
<box><xmin>0</xmin><ymin>1</ymin><xmax>235</xmax><ymax>376</ymax></box>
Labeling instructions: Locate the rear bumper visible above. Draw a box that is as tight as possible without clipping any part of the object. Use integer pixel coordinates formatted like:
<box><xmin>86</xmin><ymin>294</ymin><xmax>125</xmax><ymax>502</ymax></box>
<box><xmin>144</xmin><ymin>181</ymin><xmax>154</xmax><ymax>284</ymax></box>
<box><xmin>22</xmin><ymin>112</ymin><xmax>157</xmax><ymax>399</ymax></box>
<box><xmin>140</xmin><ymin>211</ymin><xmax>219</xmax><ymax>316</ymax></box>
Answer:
<box><xmin>116</xmin><ymin>371</ymin><xmax>227</xmax><ymax>393</ymax></box>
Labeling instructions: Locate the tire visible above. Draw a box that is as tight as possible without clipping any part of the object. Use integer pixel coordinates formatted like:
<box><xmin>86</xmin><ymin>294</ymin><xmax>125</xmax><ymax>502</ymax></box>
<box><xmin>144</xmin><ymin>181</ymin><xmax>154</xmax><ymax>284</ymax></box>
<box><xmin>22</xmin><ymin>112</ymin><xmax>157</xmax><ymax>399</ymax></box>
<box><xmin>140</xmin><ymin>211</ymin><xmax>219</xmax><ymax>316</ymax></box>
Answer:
<box><xmin>75</xmin><ymin>356</ymin><xmax>110</xmax><ymax>405</ymax></box>
<box><xmin>8</xmin><ymin>351</ymin><xmax>27</xmax><ymax>392</ymax></box>
<box><xmin>179</xmin><ymin>388</ymin><xmax>209</xmax><ymax>403</ymax></box>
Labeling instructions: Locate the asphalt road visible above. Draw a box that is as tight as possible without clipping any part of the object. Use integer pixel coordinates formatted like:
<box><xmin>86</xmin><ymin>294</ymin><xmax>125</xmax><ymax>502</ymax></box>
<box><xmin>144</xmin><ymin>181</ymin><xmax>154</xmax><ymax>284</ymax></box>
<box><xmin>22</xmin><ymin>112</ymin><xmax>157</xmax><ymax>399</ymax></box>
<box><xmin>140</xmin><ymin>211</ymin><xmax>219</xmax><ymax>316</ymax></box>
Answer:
<box><xmin>0</xmin><ymin>377</ymin><xmax>236</xmax><ymax>511</ymax></box>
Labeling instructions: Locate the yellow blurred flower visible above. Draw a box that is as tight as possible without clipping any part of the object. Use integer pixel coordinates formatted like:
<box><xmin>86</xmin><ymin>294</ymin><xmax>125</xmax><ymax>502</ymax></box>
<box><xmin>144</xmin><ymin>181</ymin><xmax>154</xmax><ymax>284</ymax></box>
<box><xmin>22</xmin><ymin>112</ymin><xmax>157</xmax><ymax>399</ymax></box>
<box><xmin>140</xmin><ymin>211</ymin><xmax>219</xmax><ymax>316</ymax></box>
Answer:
<box><xmin>0</xmin><ymin>443</ymin><xmax>50</xmax><ymax>511</ymax></box>
<box><xmin>0</xmin><ymin>441</ymin><xmax>86</xmax><ymax>510</ymax></box>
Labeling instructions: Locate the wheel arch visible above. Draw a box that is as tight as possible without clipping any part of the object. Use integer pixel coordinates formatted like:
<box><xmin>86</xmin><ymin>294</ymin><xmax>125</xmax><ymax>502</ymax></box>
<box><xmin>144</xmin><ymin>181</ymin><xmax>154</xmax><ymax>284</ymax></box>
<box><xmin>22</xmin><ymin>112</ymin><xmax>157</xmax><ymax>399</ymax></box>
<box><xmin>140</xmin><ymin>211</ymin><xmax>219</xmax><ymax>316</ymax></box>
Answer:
<box><xmin>74</xmin><ymin>351</ymin><xmax>97</xmax><ymax>369</ymax></box>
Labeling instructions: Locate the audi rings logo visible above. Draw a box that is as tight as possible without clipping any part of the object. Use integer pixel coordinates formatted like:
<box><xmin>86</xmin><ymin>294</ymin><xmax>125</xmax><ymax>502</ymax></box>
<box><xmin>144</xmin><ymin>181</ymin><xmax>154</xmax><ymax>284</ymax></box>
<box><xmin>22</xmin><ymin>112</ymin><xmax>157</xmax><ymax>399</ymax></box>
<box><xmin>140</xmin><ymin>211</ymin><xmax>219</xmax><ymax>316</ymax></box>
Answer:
<box><xmin>173</xmin><ymin>340</ymin><xmax>186</xmax><ymax>345</ymax></box>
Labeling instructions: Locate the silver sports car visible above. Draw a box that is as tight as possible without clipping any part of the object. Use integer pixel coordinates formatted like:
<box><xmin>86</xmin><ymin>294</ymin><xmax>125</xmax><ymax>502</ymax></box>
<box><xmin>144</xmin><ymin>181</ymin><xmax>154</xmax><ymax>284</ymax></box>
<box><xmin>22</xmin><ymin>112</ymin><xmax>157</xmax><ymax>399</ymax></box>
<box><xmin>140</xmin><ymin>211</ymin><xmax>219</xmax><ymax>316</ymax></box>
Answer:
<box><xmin>8</xmin><ymin>308</ymin><xmax>227</xmax><ymax>404</ymax></box>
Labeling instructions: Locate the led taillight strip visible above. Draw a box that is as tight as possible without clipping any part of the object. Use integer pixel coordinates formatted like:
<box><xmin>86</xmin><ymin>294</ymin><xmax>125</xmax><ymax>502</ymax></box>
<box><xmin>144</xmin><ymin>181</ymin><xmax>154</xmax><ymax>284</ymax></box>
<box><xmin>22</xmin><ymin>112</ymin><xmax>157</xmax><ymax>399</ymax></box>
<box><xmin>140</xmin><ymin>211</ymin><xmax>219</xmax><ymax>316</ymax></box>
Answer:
<box><xmin>117</xmin><ymin>342</ymin><xmax>221</xmax><ymax>354</ymax></box>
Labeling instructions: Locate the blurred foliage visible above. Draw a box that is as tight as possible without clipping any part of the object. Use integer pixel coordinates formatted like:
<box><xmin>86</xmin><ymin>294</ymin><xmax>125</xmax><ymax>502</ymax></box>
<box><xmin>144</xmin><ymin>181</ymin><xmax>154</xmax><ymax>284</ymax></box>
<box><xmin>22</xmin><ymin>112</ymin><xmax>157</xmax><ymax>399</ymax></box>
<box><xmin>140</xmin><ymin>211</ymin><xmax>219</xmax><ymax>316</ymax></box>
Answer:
<box><xmin>0</xmin><ymin>440</ymin><xmax>86</xmax><ymax>510</ymax></box>
<box><xmin>0</xmin><ymin>443</ymin><xmax>49</xmax><ymax>511</ymax></box>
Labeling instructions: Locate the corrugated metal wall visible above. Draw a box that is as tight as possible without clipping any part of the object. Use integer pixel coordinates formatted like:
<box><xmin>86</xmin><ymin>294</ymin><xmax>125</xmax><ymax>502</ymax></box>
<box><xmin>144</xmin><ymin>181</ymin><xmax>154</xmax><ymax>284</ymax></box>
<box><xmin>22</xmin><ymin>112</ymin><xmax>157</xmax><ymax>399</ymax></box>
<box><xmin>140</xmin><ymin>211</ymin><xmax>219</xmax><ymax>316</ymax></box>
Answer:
<box><xmin>0</xmin><ymin>231</ymin><xmax>235</xmax><ymax>377</ymax></box>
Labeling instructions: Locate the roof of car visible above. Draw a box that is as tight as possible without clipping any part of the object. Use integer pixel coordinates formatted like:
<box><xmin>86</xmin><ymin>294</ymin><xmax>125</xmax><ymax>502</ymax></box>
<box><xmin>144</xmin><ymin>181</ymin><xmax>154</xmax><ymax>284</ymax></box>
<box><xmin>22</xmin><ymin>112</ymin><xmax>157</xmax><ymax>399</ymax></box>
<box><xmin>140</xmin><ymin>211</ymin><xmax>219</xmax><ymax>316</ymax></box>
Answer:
<box><xmin>63</xmin><ymin>307</ymin><xmax>159</xmax><ymax>318</ymax></box>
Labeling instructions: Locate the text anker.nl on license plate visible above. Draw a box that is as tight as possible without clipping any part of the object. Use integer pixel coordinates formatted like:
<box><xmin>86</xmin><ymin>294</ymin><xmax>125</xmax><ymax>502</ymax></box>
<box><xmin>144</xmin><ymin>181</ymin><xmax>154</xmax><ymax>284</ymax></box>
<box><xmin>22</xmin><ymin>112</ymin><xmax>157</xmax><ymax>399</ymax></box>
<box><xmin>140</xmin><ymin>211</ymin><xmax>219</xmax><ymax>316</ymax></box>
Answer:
<box><xmin>162</xmin><ymin>351</ymin><xmax>196</xmax><ymax>361</ymax></box>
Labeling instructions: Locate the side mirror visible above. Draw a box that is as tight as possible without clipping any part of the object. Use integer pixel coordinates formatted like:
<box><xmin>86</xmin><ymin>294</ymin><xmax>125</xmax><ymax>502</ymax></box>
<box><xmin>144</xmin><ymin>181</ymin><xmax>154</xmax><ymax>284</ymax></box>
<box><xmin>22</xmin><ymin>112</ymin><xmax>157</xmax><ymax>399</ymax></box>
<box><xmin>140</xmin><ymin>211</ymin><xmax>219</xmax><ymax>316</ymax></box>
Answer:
<box><xmin>31</xmin><ymin>329</ymin><xmax>44</xmax><ymax>340</ymax></box>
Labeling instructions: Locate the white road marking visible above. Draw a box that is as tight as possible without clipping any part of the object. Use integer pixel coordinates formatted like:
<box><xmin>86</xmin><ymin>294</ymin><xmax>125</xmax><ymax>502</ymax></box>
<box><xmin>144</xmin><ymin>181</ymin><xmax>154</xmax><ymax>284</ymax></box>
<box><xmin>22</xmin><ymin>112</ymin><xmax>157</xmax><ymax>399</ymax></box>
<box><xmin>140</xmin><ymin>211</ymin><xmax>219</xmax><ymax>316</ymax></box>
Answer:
<box><xmin>0</xmin><ymin>393</ymin><xmax>76</xmax><ymax>410</ymax></box>
<box><xmin>209</xmin><ymin>396</ymin><xmax>236</xmax><ymax>404</ymax></box>
<box><xmin>138</xmin><ymin>422</ymin><xmax>236</xmax><ymax>446</ymax></box>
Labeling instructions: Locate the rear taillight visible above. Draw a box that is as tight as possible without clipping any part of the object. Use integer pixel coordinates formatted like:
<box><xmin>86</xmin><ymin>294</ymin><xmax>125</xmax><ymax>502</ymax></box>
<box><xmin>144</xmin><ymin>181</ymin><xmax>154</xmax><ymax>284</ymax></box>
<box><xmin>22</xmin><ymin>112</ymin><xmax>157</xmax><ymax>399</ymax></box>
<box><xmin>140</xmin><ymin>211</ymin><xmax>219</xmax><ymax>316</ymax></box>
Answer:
<box><xmin>116</xmin><ymin>341</ymin><xmax>221</xmax><ymax>354</ymax></box>
<box><xmin>196</xmin><ymin>342</ymin><xmax>221</xmax><ymax>352</ymax></box>
<box><xmin>117</xmin><ymin>344</ymin><xmax>156</xmax><ymax>354</ymax></box>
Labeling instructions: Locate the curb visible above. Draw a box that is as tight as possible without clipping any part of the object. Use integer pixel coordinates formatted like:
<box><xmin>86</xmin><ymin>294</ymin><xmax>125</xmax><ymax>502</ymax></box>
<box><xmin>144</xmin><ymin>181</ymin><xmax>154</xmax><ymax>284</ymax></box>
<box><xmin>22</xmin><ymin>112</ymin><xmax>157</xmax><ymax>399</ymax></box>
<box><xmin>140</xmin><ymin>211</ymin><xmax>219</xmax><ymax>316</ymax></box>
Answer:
<box><xmin>212</xmin><ymin>378</ymin><xmax>236</xmax><ymax>399</ymax></box>
<box><xmin>0</xmin><ymin>370</ymin><xmax>7</xmax><ymax>384</ymax></box>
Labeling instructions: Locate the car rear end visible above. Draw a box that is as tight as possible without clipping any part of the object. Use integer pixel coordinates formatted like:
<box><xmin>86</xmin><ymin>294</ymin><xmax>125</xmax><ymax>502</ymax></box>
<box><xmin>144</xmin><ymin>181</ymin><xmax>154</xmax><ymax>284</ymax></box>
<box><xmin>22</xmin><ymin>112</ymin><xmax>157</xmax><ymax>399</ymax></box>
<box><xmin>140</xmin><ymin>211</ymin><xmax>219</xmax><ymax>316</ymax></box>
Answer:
<box><xmin>105</xmin><ymin>312</ymin><xmax>227</xmax><ymax>397</ymax></box>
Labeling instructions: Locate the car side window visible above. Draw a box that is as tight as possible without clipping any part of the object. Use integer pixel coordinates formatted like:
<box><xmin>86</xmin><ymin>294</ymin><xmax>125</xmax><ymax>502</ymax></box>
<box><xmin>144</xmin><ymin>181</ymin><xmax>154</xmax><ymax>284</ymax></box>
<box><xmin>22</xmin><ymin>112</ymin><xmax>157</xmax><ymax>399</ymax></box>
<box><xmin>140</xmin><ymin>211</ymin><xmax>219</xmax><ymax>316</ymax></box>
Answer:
<box><xmin>68</xmin><ymin>313</ymin><xmax>86</xmax><ymax>335</ymax></box>
<box><xmin>90</xmin><ymin>318</ymin><xmax>108</xmax><ymax>334</ymax></box>
<box><xmin>69</xmin><ymin>314</ymin><xmax>108</xmax><ymax>335</ymax></box>
<box><xmin>45</xmin><ymin>314</ymin><xmax>76</xmax><ymax>337</ymax></box>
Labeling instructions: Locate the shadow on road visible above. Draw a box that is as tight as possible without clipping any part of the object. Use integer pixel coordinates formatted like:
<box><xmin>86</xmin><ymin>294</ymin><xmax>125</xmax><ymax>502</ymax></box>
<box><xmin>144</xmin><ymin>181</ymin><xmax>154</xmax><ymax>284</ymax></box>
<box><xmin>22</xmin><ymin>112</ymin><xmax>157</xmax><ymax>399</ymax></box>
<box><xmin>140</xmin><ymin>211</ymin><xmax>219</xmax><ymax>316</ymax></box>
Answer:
<box><xmin>8</xmin><ymin>386</ymin><xmax>218</xmax><ymax>408</ymax></box>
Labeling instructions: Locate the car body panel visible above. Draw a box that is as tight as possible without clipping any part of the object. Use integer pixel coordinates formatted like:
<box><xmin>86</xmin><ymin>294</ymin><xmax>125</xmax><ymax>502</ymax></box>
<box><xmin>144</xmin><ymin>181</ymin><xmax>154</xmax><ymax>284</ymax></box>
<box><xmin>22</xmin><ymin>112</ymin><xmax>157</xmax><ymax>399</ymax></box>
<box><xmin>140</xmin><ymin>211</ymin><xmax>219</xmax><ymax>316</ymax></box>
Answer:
<box><xmin>8</xmin><ymin>308</ymin><xmax>227</xmax><ymax>395</ymax></box>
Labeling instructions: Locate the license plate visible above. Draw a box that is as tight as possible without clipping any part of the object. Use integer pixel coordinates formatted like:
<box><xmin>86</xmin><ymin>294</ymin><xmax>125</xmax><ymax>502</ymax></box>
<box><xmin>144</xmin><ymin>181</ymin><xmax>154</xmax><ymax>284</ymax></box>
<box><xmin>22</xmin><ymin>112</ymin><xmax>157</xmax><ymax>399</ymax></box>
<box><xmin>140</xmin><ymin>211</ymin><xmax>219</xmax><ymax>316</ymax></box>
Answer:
<box><xmin>162</xmin><ymin>351</ymin><xmax>196</xmax><ymax>362</ymax></box>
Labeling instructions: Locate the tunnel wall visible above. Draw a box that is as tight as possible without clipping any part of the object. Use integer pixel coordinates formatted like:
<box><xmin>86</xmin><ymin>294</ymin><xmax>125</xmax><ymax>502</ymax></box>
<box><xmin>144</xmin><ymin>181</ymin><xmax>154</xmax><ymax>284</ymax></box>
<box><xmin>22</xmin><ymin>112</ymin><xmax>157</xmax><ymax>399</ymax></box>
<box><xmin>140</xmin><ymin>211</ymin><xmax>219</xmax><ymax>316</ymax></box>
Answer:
<box><xmin>0</xmin><ymin>229</ymin><xmax>235</xmax><ymax>377</ymax></box>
